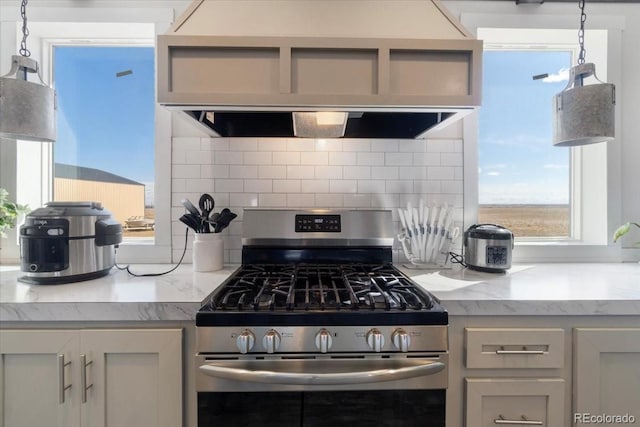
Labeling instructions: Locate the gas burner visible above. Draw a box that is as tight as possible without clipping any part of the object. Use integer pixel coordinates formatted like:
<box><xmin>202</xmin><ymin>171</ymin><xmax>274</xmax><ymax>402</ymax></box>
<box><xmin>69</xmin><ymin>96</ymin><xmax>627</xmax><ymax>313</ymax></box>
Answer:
<box><xmin>203</xmin><ymin>263</ymin><xmax>435</xmax><ymax>314</ymax></box>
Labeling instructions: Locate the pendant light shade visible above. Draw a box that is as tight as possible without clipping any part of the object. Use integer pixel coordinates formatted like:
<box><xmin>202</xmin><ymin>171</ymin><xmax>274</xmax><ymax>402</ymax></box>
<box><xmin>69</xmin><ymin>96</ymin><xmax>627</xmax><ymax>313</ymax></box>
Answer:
<box><xmin>552</xmin><ymin>62</ymin><xmax>615</xmax><ymax>147</ymax></box>
<box><xmin>0</xmin><ymin>55</ymin><xmax>56</xmax><ymax>142</ymax></box>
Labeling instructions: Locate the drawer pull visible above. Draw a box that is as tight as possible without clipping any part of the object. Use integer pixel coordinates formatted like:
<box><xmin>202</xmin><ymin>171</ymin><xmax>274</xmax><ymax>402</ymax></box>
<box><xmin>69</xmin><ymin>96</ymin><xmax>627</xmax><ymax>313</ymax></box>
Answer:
<box><xmin>496</xmin><ymin>346</ymin><xmax>545</xmax><ymax>355</ymax></box>
<box><xmin>494</xmin><ymin>414</ymin><xmax>543</xmax><ymax>425</ymax></box>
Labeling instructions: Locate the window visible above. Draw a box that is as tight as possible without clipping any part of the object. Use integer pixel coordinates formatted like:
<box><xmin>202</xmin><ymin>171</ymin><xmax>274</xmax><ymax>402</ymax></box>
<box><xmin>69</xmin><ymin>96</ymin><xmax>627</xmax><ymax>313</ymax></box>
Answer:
<box><xmin>53</xmin><ymin>45</ymin><xmax>156</xmax><ymax>241</ymax></box>
<box><xmin>478</xmin><ymin>42</ymin><xmax>572</xmax><ymax>238</ymax></box>
<box><xmin>7</xmin><ymin>17</ymin><xmax>174</xmax><ymax>263</ymax></box>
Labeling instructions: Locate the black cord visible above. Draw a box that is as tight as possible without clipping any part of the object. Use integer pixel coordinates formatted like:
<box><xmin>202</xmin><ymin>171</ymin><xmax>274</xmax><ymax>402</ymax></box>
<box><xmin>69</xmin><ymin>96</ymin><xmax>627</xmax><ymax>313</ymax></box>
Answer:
<box><xmin>447</xmin><ymin>251</ymin><xmax>468</xmax><ymax>268</ymax></box>
<box><xmin>115</xmin><ymin>227</ymin><xmax>190</xmax><ymax>277</ymax></box>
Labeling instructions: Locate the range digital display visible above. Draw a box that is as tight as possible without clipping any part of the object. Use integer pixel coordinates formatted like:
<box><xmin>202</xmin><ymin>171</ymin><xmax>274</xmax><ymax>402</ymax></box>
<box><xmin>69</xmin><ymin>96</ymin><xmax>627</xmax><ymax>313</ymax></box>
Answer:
<box><xmin>295</xmin><ymin>215</ymin><xmax>341</xmax><ymax>232</ymax></box>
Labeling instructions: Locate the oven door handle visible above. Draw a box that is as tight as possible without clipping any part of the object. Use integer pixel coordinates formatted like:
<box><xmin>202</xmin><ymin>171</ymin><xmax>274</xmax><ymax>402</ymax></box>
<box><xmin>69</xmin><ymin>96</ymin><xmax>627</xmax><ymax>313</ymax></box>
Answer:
<box><xmin>199</xmin><ymin>360</ymin><xmax>445</xmax><ymax>385</ymax></box>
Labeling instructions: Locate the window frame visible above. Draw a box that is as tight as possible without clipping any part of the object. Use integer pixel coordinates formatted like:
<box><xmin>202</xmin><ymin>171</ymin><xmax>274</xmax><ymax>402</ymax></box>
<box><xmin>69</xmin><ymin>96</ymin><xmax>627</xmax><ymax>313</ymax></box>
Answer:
<box><xmin>461</xmin><ymin>13</ymin><xmax>624</xmax><ymax>262</ymax></box>
<box><xmin>9</xmin><ymin>10</ymin><xmax>174</xmax><ymax>263</ymax></box>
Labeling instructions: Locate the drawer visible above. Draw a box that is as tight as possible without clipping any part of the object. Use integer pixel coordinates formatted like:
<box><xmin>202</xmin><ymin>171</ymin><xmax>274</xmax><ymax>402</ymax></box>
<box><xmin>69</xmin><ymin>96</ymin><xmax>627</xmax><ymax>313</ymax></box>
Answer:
<box><xmin>465</xmin><ymin>378</ymin><xmax>565</xmax><ymax>427</ymax></box>
<box><xmin>466</xmin><ymin>328</ymin><xmax>564</xmax><ymax>369</ymax></box>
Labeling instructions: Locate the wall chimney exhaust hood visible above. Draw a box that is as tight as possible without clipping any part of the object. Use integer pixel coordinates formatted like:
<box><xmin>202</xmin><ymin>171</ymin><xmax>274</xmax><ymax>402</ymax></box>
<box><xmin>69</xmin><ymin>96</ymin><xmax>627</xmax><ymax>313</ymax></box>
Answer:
<box><xmin>157</xmin><ymin>0</ymin><xmax>482</xmax><ymax>139</ymax></box>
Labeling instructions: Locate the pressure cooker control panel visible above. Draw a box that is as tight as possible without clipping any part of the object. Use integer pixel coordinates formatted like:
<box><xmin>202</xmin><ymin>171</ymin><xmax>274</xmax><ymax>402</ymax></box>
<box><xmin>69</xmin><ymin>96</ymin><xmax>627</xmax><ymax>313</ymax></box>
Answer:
<box><xmin>486</xmin><ymin>246</ymin><xmax>509</xmax><ymax>266</ymax></box>
<box><xmin>295</xmin><ymin>214</ymin><xmax>341</xmax><ymax>232</ymax></box>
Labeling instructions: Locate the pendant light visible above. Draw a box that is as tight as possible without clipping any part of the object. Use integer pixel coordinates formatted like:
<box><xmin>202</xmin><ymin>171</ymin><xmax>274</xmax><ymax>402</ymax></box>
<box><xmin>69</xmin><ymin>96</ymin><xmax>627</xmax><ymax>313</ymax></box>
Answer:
<box><xmin>0</xmin><ymin>0</ymin><xmax>56</xmax><ymax>142</ymax></box>
<box><xmin>552</xmin><ymin>0</ymin><xmax>614</xmax><ymax>147</ymax></box>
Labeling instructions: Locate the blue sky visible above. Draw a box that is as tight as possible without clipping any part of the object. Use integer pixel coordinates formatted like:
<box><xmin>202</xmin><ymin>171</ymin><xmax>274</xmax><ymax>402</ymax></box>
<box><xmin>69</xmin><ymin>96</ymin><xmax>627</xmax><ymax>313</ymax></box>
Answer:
<box><xmin>54</xmin><ymin>46</ymin><xmax>155</xmax><ymax>188</ymax></box>
<box><xmin>479</xmin><ymin>50</ymin><xmax>571</xmax><ymax>205</ymax></box>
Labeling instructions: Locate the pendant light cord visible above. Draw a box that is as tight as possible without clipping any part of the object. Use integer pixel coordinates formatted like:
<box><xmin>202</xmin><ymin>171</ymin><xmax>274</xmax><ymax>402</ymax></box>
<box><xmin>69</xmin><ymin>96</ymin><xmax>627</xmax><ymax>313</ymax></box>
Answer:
<box><xmin>577</xmin><ymin>0</ymin><xmax>587</xmax><ymax>64</ymax></box>
<box><xmin>19</xmin><ymin>0</ymin><xmax>30</xmax><ymax>57</ymax></box>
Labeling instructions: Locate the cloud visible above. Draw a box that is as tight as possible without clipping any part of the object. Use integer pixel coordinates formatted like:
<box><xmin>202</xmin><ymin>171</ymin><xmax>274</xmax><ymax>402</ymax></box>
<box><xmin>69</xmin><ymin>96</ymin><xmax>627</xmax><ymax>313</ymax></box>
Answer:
<box><xmin>479</xmin><ymin>182</ymin><xmax>569</xmax><ymax>204</ymax></box>
<box><xmin>542</xmin><ymin>68</ymin><xmax>570</xmax><ymax>83</ymax></box>
<box><xmin>480</xmin><ymin>134</ymin><xmax>550</xmax><ymax>150</ymax></box>
<box><xmin>487</xmin><ymin>171</ymin><xmax>502</xmax><ymax>176</ymax></box>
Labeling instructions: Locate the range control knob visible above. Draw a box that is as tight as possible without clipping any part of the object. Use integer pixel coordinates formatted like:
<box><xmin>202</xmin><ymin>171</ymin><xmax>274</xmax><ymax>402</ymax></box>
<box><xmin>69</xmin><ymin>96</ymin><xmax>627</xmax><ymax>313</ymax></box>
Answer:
<box><xmin>262</xmin><ymin>329</ymin><xmax>282</xmax><ymax>354</ymax></box>
<box><xmin>236</xmin><ymin>329</ymin><xmax>256</xmax><ymax>354</ymax></box>
<box><xmin>366</xmin><ymin>328</ymin><xmax>385</xmax><ymax>352</ymax></box>
<box><xmin>391</xmin><ymin>328</ymin><xmax>411</xmax><ymax>352</ymax></box>
<box><xmin>314</xmin><ymin>329</ymin><xmax>333</xmax><ymax>353</ymax></box>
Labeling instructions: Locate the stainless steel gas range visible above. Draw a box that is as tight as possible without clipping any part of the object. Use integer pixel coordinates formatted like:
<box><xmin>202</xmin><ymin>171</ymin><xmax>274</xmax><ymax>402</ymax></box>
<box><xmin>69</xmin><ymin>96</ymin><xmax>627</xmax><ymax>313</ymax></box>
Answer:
<box><xmin>195</xmin><ymin>209</ymin><xmax>448</xmax><ymax>427</ymax></box>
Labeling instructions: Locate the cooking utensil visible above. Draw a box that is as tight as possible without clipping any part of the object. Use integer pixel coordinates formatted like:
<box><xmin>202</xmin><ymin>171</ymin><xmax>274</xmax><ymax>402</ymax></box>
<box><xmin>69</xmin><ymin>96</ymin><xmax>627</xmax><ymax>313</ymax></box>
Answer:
<box><xmin>179</xmin><ymin>214</ymin><xmax>200</xmax><ymax>232</ymax></box>
<box><xmin>198</xmin><ymin>194</ymin><xmax>215</xmax><ymax>232</ymax></box>
<box><xmin>214</xmin><ymin>210</ymin><xmax>237</xmax><ymax>233</ymax></box>
<box><xmin>181</xmin><ymin>198</ymin><xmax>201</xmax><ymax>217</ymax></box>
<box><xmin>463</xmin><ymin>224</ymin><xmax>514</xmax><ymax>272</ymax></box>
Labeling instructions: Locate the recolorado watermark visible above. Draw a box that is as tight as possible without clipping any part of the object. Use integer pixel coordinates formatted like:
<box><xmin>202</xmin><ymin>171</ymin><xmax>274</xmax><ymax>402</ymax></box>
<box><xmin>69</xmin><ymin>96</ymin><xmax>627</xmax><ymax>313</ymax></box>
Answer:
<box><xmin>574</xmin><ymin>413</ymin><xmax>636</xmax><ymax>424</ymax></box>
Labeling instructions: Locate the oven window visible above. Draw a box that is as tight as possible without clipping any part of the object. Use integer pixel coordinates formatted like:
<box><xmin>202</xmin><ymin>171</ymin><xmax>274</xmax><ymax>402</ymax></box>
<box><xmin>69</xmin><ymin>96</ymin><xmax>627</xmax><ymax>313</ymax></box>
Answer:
<box><xmin>198</xmin><ymin>390</ymin><xmax>445</xmax><ymax>427</ymax></box>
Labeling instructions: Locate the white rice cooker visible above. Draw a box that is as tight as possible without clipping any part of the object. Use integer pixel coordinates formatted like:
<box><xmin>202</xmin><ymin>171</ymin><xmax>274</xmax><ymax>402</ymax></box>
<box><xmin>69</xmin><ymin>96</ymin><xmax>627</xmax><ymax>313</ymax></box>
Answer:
<box><xmin>463</xmin><ymin>224</ymin><xmax>514</xmax><ymax>273</ymax></box>
<box><xmin>19</xmin><ymin>201</ymin><xmax>122</xmax><ymax>284</ymax></box>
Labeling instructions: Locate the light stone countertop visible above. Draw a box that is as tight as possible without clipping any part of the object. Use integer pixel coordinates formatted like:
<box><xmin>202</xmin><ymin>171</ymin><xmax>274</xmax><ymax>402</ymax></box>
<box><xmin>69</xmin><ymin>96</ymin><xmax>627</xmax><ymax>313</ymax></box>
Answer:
<box><xmin>1</xmin><ymin>263</ymin><xmax>639</xmax><ymax>322</ymax></box>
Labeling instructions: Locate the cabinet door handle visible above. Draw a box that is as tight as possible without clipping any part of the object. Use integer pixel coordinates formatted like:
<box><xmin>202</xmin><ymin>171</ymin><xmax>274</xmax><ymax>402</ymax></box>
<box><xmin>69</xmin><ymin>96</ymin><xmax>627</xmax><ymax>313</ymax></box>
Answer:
<box><xmin>494</xmin><ymin>414</ymin><xmax>543</xmax><ymax>425</ymax></box>
<box><xmin>495</xmin><ymin>346</ymin><xmax>545</xmax><ymax>355</ymax></box>
<box><xmin>58</xmin><ymin>354</ymin><xmax>72</xmax><ymax>404</ymax></box>
<box><xmin>81</xmin><ymin>354</ymin><xmax>93</xmax><ymax>403</ymax></box>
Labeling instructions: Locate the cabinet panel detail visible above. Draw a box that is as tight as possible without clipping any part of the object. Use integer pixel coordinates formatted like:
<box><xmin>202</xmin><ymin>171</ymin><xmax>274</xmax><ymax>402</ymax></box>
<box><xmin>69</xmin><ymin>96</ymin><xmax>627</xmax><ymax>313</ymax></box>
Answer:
<box><xmin>466</xmin><ymin>328</ymin><xmax>565</xmax><ymax>369</ymax></box>
<box><xmin>573</xmin><ymin>328</ymin><xmax>640</xmax><ymax>424</ymax></box>
<box><xmin>465</xmin><ymin>378</ymin><xmax>565</xmax><ymax>427</ymax></box>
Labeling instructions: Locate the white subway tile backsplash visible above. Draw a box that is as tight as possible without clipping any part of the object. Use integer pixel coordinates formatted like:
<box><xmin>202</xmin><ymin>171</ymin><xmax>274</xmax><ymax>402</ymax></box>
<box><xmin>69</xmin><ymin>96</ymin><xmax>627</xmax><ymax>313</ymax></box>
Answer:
<box><xmin>302</xmin><ymin>180</ymin><xmax>330</xmax><ymax>193</ymax></box>
<box><xmin>230</xmin><ymin>193</ymin><xmax>259</xmax><ymax>207</ymax></box>
<box><xmin>330</xmin><ymin>180</ymin><xmax>358</xmax><ymax>193</ymax></box>
<box><xmin>274</xmin><ymin>179</ymin><xmax>301</xmax><ymax>193</ymax></box>
<box><xmin>427</xmin><ymin>166</ymin><xmax>455</xmax><ymax>180</ymax></box>
<box><xmin>273</xmin><ymin>151</ymin><xmax>300</xmax><ymax>165</ymax></box>
<box><xmin>259</xmin><ymin>193</ymin><xmax>287</xmax><ymax>206</ymax></box>
<box><xmin>414</xmin><ymin>152</ymin><xmax>441</xmax><ymax>166</ymax></box>
<box><xmin>258</xmin><ymin>165</ymin><xmax>287</xmax><ymax>179</ymax></box>
<box><xmin>215</xmin><ymin>179</ymin><xmax>244</xmax><ymax>192</ymax></box>
<box><xmin>441</xmin><ymin>152</ymin><xmax>463</xmax><ymax>166</ymax></box>
<box><xmin>214</xmin><ymin>151</ymin><xmax>243</xmax><ymax>165</ymax></box>
<box><xmin>171</xmin><ymin>134</ymin><xmax>464</xmax><ymax>263</ymax></box>
<box><xmin>343</xmin><ymin>194</ymin><xmax>372</xmax><ymax>208</ymax></box>
<box><xmin>315</xmin><ymin>166</ymin><xmax>343</xmax><ymax>179</ymax></box>
<box><xmin>231</xmin><ymin>138</ymin><xmax>259</xmax><ymax>151</ymax></box>
<box><xmin>357</xmin><ymin>152</ymin><xmax>385</xmax><ymax>166</ymax></box>
<box><xmin>316</xmin><ymin>139</ymin><xmax>343</xmax><ymax>152</ymax></box>
<box><xmin>329</xmin><ymin>152</ymin><xmax>357</xmax><ymax>165</ymax></box>
<box><xmin>259</xmin><ymin>138</ymin><xmax>287</xmax><ymax>151</ymax></box>
<box><xmin>357</xmin><ymin>180</ymin><xmax>386</xmax><ymax>194</ymax></box>
<box><xmin>287</xmin><ymin>193</ymin><xmax>315</xmax><ymax>207</ymax></box>
<box><xmin>385</xmin><ymin>152</ymin><xmax>413</xmax><ymax>166</ymax></box>
<box><xmin>301</xmin><ymin>151</ymin><xmax>328</xmax><ymax>165</ymax></box>
<box><xmin>343</xmin><ymin>139</ymin><xmax>371</xmax><ymax>152</ymax></box>
<box><xmin>315</xmin><ymin>194</ymin><xmax>343</xmax><ymax>207</ymax></box>
<box><xmin>288</xmin><ymin>138</ymin><xmax>315</xmax><ymax>152</ymax></box>
<box><xmin>371</xmin><ymin>140</ymin><xmax>398</xmax><ymax>152</ymax></box>
<box><xmin>244</xmin><ymin>151</ymin><xmax>273</xmax><ymax>165</ymax></box>
<box><xmin>287</xmin><ymin>165</ymin><xmax>314</xmax><ymax>179</ymax></box>
<box><xmin>371</xmin><ymin>167</ymin><xmax>399</xmax><ymax>180</ymax></box>
<box><xmin>201</xmin><ymin>164</ymin><xmax>229</xmax><ymax>179</ymax></box>
<box><xmin>343</xmin><ymin>166</ymin><xmax>371</xmax><ymax>180</ymax></box>
<box><xmin>386</xmin><ymin>180</ymin><xmax>413</xmax><ymax>194</ymax></box>
<box><xmin>230</xmin><ymin>165</ymin><xmax>258</xmax><ymax>179</ymax></box>
<box><xmin>172</xmin><ymin>164</ymin><xmax>201</xmax><ymax>179</ymax></box>
<box><xmin>244</xmin><ymin>179</ymin><xmax>273</xmax><ymax>193</ymax></box>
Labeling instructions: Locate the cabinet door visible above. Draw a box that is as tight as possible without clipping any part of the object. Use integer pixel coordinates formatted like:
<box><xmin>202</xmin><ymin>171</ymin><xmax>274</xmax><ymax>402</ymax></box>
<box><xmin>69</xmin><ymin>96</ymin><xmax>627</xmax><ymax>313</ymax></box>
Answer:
<box><xmin>0</xmin><ymin>330</ymin><xmax>80</xmax><ymax>427</ymax></box>
<box><xmin>574</xmin><ymin>328</ymin><xmax>640</xmax><ymax>426</ymax></box>
<box><xmin>79</xmin><ymin>329</ymin><xmax>182</xmax><ymax>427</ymax></box>
<box><xmin>466</xmin><ymin>378</ymin><xmax>565</xmax><ymax>427</ymax></box>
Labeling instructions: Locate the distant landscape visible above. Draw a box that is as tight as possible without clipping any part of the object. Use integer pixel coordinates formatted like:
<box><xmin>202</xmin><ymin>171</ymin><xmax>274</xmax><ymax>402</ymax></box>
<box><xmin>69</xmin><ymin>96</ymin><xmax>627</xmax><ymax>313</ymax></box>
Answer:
<box><xmin>478</xmin><ymin>205</ymin><xmax>569</xmax><ymax>238</ymax></box>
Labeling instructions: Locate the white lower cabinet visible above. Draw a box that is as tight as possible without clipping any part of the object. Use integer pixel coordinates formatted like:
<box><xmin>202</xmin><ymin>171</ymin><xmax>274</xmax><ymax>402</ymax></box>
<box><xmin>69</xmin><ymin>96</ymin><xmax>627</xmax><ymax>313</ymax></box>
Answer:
<box><xmin>0</xmin><ymin>328</ymin><xmax>182</xmax><ymax>427</ymax></box>
<box><xmin>465</xmin><ymin>378</ymin><xmax>565</xmax><ymax>427</ymax></box>
<box><xmin>573</xmin><ymin>328</ymin><xmax>640</xmax><ymax>427</ymax></box>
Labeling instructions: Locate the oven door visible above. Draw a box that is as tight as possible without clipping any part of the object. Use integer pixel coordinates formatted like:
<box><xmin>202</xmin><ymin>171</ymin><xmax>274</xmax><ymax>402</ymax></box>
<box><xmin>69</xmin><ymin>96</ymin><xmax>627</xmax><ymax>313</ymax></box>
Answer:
<box><xmin>196</xmin><ymin>354</ymin><xmax>447</xmax><ymax>427</ymax></box>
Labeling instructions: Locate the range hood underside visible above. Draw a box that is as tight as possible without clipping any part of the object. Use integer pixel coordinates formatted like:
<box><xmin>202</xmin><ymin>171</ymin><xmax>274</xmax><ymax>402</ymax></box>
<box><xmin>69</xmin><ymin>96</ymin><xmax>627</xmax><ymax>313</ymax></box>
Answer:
<box><xmin>179</xmin><ymin>110</ymin><xmax>459</xmax><ymax>138</ymax></box>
